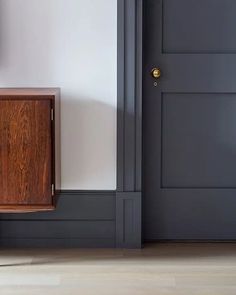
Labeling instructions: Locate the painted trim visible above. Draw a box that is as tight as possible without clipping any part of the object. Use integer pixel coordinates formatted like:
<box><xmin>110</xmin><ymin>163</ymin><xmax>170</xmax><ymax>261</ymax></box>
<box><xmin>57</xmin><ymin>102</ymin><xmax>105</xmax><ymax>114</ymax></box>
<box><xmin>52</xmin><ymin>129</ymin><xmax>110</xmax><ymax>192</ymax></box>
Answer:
<box><xmin>116</xmin><ymin>0</ymin><xmax>143</xmax><ymax>248</ymax></box>
<box><xmin>116</xmin><ymin>192</ymin><xmax>142</xmax><ymax>248</ymax></box>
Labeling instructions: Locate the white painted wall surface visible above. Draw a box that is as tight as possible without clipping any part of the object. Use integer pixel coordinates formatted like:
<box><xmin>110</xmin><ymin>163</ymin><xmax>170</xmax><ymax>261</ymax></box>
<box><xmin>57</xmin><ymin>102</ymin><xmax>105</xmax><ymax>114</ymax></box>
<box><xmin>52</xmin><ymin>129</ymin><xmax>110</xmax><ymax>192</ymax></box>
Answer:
<box><xmin>0</xmin><ymin>0</ymin><xmax>117</xmax><ymax>189</ymax></box>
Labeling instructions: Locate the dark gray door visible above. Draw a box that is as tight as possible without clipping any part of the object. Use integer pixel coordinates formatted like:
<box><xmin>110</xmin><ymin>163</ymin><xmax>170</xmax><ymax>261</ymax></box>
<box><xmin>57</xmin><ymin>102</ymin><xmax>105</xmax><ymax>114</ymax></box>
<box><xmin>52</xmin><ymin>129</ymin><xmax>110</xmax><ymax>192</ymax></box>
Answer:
<box><xmin>143</xmin><ymin>0</ymin><xmax>236</xmax><ymax>240</ymax></box>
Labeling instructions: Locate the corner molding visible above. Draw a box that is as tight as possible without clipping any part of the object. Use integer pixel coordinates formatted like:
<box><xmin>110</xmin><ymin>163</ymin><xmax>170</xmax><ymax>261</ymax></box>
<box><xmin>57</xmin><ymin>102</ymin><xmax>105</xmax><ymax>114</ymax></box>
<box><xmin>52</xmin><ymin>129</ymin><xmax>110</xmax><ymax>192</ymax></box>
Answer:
<box><xmin>116</xmin><ymin>0</ymin><xmax>143</xmax><ymax>248</ymax></box>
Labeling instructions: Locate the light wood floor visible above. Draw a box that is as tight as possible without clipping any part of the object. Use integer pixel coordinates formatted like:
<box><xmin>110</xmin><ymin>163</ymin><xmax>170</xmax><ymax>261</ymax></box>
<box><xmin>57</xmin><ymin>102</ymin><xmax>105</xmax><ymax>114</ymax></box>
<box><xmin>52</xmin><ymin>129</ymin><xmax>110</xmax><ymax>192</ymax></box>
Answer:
<box><xmin>0</xmin><ymin>243</ymin><xmax>236</xmax><ymax>295</ymax></box>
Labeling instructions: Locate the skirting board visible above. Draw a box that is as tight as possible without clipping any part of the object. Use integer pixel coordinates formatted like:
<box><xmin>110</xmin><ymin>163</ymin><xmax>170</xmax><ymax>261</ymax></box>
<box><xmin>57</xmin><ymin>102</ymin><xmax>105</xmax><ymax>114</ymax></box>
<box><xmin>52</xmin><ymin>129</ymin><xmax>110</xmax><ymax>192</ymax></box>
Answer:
<box><xmin>0</xmin><ymin>190</ymin><xmax>142</xmax><ymax>248</ymax></box>
<box><xmin>0</xmin><ymin>191</ymin><xmax>116</xmax><ymax>248</ymax></box>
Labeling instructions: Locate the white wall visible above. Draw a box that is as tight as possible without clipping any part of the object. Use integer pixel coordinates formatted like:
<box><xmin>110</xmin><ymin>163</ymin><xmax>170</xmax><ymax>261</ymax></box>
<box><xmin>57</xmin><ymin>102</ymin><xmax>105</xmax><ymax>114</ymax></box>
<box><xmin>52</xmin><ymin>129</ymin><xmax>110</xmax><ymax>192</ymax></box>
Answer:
<box><xmin>0</xmin><ymin>0</ymin><xmax>117</xmax><ymax>190</ymax></box>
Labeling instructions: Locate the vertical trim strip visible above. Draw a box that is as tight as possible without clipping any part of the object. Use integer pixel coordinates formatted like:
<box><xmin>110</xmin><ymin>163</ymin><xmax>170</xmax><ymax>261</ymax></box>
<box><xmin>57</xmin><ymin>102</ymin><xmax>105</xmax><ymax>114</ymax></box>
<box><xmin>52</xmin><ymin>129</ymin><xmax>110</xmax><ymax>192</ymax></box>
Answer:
<box><xmin>116</xmin><ymin>0</ymin><xmax>143</xmax><ymax>248</ymax></box>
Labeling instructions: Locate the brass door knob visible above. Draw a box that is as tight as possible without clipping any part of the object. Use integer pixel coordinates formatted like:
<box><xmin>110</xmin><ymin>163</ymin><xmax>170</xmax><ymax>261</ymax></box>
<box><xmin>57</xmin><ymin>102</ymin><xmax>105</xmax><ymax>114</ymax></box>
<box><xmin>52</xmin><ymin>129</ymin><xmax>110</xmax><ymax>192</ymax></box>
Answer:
<box><xmin>151</xmin><ymin>68</ymin><xmax>161</xmax><ymax>79</ymax></box>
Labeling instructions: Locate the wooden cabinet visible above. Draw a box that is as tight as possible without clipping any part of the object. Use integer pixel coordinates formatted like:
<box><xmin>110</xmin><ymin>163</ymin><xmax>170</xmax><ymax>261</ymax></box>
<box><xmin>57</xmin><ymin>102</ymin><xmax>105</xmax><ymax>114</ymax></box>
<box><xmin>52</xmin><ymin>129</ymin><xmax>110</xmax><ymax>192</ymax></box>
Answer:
<box><xmin>0</xmin><ymin>88</ymin><xmax>60</xmax><ymax>213</ymax></box>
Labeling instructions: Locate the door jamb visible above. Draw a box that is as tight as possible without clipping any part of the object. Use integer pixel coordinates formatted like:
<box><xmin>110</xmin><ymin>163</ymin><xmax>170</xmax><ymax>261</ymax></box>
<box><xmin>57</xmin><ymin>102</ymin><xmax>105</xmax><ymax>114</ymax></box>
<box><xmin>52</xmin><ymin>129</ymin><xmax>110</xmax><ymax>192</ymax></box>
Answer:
<box><xmin>116</xmin><ymin>0</ymin><xmax>143</xmax><ymax>248</ymax></box>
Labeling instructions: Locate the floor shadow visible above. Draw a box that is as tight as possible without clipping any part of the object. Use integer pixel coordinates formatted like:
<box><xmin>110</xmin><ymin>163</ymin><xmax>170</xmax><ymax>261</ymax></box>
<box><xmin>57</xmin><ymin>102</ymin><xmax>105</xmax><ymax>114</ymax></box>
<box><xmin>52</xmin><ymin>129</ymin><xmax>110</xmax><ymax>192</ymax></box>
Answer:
<box><xmin>1</xmin><ymin>243</ymin><xmax>236</xmax><ymax>267</ymax></box>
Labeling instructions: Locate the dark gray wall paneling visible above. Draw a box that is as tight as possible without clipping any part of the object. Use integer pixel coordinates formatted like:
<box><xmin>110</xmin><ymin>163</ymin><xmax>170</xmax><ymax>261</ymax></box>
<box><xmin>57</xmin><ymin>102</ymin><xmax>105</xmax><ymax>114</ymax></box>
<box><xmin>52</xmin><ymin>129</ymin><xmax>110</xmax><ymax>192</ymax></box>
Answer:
<box><xmin>0</xmin><ymin>191</ymin><xmax>115</xmax><ymax>221</ymax></box>
<box><xmin>0</xmin><ymin>191</ymin><xmax>116</xmax><ymax>248</ymax></box>
<box><xmin>0</xmin><ymin>239</ymin><xmax>115</xmax><ymax>248</ymax></box>
<box><xmin>0</xmin><ymin>221</ymin><xmax>115</xmax><ymax>239</ymax></box>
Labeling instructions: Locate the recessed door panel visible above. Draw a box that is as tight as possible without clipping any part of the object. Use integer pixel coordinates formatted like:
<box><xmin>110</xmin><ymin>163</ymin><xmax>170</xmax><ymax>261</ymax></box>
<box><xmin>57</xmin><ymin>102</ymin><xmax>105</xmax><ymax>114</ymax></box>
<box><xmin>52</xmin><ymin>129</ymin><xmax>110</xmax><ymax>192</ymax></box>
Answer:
<box><xmin>163</xmin><ymin>0</ymin><xmax>236</xmax><ymax>53</ymax></box>
<box><xmin>162</xmin><ymin>93</ymin><xmax>236</xmax><ymax>188</ymax></box>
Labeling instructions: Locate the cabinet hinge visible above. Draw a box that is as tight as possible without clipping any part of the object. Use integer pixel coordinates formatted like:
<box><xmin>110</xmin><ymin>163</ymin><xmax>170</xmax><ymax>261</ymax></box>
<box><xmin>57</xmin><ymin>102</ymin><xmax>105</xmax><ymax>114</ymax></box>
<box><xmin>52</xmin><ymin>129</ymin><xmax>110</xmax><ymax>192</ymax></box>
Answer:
<box><xmin>51</xmin><ymin>184</ymin><xmax>55</xmax><ymax>196</ymax></box>
<box><xmin>51</xmin><ymin>108</ymin><xmax>54</xmax><ymax>121</ymax></box>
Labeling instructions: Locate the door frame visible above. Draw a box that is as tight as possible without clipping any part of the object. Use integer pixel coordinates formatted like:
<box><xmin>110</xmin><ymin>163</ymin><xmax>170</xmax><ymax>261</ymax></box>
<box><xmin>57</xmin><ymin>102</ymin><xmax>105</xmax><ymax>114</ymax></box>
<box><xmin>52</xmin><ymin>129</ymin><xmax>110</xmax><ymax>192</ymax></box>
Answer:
<box><xmin>116</xmin><ymin>0</ymin><xmax>143</xmax><ymax>248</ymax></box>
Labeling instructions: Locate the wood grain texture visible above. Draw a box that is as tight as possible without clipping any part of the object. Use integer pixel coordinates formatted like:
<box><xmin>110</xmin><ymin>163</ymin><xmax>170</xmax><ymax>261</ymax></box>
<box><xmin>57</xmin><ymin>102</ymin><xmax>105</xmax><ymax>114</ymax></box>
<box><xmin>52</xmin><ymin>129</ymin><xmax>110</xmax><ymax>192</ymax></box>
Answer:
<box><xmin>0</xmin><ymin>100</ymin><xmax>52</xmax><ymax>207</ymax></box>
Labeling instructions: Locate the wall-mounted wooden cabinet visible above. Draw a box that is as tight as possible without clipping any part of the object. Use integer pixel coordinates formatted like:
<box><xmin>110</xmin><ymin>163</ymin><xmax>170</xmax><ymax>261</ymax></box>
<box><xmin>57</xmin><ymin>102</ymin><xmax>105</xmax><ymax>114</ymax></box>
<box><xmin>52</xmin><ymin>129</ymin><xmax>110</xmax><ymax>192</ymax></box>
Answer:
<box><xmin>0</xmin><ymin>88</ymin><xmax>60</xmax><ymax>213</ymax></box>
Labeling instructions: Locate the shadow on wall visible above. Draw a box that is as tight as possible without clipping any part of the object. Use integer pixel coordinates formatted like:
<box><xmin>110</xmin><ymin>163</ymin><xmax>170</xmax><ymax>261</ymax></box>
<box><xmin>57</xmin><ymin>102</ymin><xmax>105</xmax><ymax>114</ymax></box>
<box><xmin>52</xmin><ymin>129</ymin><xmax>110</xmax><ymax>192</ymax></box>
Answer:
<box><xmin>0</xmin><ymin>0</ymin><xmax>117</xmax><ymax>190</ymax></box>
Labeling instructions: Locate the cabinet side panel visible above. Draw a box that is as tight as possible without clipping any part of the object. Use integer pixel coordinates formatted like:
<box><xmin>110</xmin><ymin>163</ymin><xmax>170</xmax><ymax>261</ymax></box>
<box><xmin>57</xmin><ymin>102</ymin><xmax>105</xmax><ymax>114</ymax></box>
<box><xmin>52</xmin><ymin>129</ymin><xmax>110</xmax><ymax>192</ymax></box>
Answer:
<box><xmin>54</xmin><ymin>91</ymin><xmax>61</xmax><ymax>191</ymax></box>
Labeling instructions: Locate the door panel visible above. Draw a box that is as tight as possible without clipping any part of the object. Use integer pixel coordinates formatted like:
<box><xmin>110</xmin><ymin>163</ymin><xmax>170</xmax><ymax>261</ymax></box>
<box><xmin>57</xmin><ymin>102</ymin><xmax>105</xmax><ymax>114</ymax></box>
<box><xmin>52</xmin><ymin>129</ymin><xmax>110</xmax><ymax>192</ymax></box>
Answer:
<box><xmin>143</xmin><ymin>0</ymin><xmax>236</xmax><ymax>240</ymax></box>
<box><xmin>163</xmin><ymin>0</ymin><xmax>236</xmax><ymax>53</ymax></box>
<box><xmin>0</xmin><ymin>100</ymin><xmax>52</xmax><ymax>205</ymax></box>
<box><xmin>162</xmin><ymin>93</ymin><xmax>236</xmax><ymax>188</ymax></box>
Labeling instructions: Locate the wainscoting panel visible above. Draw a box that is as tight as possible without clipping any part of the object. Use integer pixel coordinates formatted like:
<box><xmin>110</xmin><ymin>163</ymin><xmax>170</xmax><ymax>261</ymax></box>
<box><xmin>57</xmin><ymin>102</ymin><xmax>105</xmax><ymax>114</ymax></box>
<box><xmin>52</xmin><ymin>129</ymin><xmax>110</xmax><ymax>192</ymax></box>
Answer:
<box><xmin>0</xmin><ymin>191</ymin><xmax>116</xmax><ymax>248</ymax></box>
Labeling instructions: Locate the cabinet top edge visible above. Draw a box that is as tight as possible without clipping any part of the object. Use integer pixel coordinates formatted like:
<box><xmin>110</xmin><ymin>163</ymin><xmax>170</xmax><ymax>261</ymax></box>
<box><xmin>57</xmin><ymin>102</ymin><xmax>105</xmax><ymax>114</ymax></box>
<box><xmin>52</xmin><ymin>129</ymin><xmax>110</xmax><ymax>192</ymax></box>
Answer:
<box><xmin>0</xmin><ymin>88</ymin><xmax>60</xmax><ymax>97</ymax></box>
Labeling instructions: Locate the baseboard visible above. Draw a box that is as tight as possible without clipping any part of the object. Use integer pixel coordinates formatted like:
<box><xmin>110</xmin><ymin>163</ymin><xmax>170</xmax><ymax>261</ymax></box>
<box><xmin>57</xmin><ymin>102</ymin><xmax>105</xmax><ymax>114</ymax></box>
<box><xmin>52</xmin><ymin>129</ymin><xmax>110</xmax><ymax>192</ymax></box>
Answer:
<box><xmin>0</xmin><ymin>238</ymin><xmax>115</xmax><ymax>248</ymax></box>
<box><xmin>0</xmin><ymin>190</ymin><xmax>142</xmax><ymax>248</ymax></box>
<box><xmin>0</xmin><ymin>190</ymin><xmax>116</xmax><ymax>248</ymax></box>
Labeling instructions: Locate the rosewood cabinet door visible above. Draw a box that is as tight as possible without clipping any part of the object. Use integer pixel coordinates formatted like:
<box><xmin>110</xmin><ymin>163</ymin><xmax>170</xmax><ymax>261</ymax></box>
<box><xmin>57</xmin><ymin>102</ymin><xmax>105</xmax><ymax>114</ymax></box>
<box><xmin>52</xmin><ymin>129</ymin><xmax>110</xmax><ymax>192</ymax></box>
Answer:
<box><xmin>0</xmin><ymin>100</ymin><xmax>52</xmax><ymax>209</ymax></box>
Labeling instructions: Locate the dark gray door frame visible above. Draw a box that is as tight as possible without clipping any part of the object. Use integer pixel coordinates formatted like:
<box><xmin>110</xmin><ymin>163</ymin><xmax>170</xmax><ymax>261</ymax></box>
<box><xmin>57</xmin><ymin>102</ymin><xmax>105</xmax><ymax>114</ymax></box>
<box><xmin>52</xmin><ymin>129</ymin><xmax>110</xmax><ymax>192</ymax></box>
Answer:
<box><xmin>116</xmin><ymin>0</ymin><xmax>143</xmax><ymax>248</ymax></box>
